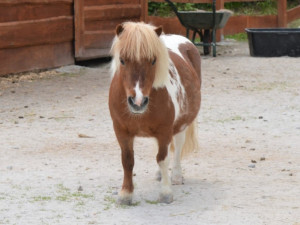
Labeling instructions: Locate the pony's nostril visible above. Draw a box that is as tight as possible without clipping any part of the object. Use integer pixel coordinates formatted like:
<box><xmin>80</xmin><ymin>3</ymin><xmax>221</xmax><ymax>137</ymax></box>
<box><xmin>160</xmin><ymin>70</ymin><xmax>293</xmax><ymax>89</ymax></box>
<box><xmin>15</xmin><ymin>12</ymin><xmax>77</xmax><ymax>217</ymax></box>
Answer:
<box><xmin>128</xmin><ymin>96</ymin><xmax>135</xmax><ymax>106</ymax></box>
<box><xmin>128</xmin><ymin>96</ymin><xmax>148</xmax><ymax>113</ymax></box>
<box><xmin>141</xmin><ymin>97</ymin><xmax>149</xmax><ymax>107</ymax></box>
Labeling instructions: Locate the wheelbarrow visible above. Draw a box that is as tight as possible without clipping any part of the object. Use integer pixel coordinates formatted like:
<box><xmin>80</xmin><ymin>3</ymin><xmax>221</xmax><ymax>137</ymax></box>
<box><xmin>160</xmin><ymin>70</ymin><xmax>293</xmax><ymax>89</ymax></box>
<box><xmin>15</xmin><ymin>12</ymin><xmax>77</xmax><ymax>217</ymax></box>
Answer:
<box><xmin>165</xmin><ymin>0</ymin><xmax>232</xmax><ymax>56</ymax></box>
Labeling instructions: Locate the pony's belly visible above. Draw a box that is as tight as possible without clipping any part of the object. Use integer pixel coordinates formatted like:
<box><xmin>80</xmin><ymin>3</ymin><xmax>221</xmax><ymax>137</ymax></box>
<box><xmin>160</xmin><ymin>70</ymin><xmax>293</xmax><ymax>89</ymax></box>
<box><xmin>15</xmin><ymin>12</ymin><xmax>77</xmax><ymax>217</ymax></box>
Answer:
<box><xmin>135</xmin><ymin>130</ymin><xmax>152</xmax><ymax>137</ymax></box>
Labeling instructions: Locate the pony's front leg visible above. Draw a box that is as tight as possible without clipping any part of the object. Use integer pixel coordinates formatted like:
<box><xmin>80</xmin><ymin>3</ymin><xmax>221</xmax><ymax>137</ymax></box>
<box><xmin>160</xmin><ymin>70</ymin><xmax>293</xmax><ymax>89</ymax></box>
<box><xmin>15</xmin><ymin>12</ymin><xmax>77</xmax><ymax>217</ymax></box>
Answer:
<box><xmin>119</xmin><ymin>146</ymin><xmax>134</xmax><ymax>205</ymax></box>
<box><xmin>114</xmin><ymin>129</ymin><xmax>134</xmax><ymax>205</ymax></box>
<box><xmin>157</xmin><ymin>141</ymin><xmax>173</xmax><ymax>204</ymax></box>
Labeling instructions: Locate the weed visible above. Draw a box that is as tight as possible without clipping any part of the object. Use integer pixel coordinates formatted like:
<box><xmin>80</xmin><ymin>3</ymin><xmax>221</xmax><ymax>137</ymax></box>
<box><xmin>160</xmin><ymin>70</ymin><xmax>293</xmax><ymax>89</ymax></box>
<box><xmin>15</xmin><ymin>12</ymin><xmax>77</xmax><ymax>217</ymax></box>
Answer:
<box><xmin>183</xmin><ymin>191</ymin><xmax>191</xmax><ymax>195</ymax></box>
<box><xmin>103</xmin><ymin>195</ymin><xmax>116</xmax><ymax>210</ymax></box>
<box><xmin>145</xmin><ymin>199</ymin><xmax>159</xmax><ymax>205</ymax></box>
<box><xmin>55</xmin><ymin>183</ymin><xmax>94</xmax><ymax>202</ymax></box>
<box><xmin>217</xmin><ymin>115</ymin><xmax>243</xmax><ymax>123</ymax></box>
<box><xmin>225</xmin><ymin>33</ymin><xmax>248</xmax><ymax>42</ymax></box>
<box><xmin>32</xmin><ymin>196</ymin><xmax>52</xmax><ymax>201</ymax></box>
<box><xmin>72</xmin><ymin>192</ymin><xmax>93</xmax><ymax>198</ymax></box>
<box><xmin>76</xmin><ymin>200</ymin><xmax>85</xmax><ymax>207</ymax></box>
<box><xmin>288</xmin><ymin>19</ymin><xmax>300</xmax><ymax>28</ymax></box>
<box><xmin>57</xmin><ymin>184</ymin><xmax>69</xmax><ymax>192</ymax></box>
<box><xmin>55</xmin><ymin>195</ymin><xmax>68</xmax><ymax>201</ymax></box>
<box><xmin>250</xmin><ymin>82</ymin><xmax>288</xmax><ymax>92</ymax></box>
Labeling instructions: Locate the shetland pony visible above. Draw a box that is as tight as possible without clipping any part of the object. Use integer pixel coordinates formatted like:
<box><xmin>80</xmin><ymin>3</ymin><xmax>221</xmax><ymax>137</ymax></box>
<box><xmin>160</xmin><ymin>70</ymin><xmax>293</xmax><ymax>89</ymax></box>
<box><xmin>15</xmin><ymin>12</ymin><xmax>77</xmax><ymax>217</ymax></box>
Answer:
<box><xmin>109</xmin><ymin>22</ymin><xmax>201</xmax><ymax>204</ymax></box>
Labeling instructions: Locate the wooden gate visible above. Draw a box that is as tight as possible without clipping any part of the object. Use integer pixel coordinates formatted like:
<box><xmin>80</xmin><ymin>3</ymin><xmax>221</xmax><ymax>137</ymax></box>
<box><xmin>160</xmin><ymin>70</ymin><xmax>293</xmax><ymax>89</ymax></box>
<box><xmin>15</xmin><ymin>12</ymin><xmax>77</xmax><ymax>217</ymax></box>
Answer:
<box><xmin>75</xmin><ymin>0</ymin><xmax>146</xmax><ymax>60</ymax></box>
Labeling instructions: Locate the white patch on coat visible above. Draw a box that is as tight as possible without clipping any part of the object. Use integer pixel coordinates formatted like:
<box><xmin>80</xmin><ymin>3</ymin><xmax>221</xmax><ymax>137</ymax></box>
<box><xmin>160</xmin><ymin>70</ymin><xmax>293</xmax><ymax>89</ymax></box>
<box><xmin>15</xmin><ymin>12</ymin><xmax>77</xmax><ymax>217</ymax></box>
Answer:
<box><xmin>171</xmin><ymin>129</ymin><xmax>186</xmax><ymax>185</ymax></box>
<box><xmin>160</xmin><ymin>34</ymin><xmax>192</xmax><ymax>59</ymax></box>
<box><xmin>158</xmin><ymin>145</ymin><xmax>172</xmax><ymax>195</ymax></box>
<box><xmin>119</xmin><ymin>190</ymin><xmax>133</xmax><ymax>203</ymax></box>
<box><xmin>165</xmin><ymin>60</ymin><xmax>186</xmax><ymax>121</ymax></box>
<box><xmin>179</xmin><ymin>124</ymin><xmax>187</xmax><ymax>132</ymax></box>
<box><xmin>110</xmin><ymin>36</ymin><xmax>120</xmax><ymax>79</ymax></box>
<box><xmin>134</xmin><ymin>82</ymin><xmax>143</xmax><ymax>106</ymax></box>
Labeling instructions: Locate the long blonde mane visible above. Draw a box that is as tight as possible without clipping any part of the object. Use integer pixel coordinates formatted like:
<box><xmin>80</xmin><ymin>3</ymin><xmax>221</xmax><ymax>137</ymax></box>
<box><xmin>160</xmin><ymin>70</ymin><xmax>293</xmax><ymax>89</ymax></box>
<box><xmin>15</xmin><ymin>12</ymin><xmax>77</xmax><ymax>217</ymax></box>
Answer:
<box><xmin>110</xmin><ymin>22</ymin><xmax>170</xmax><ymax>88</ymax></box>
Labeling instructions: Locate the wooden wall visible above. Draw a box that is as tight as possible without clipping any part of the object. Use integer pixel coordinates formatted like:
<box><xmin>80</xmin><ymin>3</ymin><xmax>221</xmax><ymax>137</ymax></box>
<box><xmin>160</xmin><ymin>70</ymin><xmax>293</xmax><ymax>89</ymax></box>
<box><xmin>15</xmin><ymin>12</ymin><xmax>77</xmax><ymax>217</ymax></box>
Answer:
<box><xmin>0</xmin><ymin>0</ymin><xmax>74</xmax><ymax>76</ymax></box>
<box><xmin>75</xmin><ymin>0</ymin><xmax>143</xmax><ymax>60</ymax></box>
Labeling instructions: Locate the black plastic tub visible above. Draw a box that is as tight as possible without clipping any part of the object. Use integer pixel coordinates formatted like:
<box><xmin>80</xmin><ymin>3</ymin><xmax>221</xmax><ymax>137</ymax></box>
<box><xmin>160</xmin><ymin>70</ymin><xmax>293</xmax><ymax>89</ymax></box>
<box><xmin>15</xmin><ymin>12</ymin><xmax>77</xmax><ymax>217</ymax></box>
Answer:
<box><xmin>245</xmin><ymin>28</ymin><xmax>300</xmax><ymax>57</ymax></box>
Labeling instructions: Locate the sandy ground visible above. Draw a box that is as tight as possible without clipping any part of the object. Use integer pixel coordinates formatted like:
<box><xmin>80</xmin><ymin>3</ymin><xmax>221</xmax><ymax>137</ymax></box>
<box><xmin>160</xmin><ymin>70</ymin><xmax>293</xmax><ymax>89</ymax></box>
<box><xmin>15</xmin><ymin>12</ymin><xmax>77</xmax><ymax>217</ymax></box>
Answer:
<box><xmin>0</xmin><ymin>42</ymin><xmax>299</xmax><ymax>225</ymax></box>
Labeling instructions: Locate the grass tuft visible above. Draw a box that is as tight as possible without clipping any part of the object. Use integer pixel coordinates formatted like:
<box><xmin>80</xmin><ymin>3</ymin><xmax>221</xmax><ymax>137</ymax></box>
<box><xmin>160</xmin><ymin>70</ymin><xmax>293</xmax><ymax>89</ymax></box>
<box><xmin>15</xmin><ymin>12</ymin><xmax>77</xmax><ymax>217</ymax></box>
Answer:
<box><xmin>225</xmin><ymin>33</ymin><xmax>248</xmax><ymax>42</ymax></box>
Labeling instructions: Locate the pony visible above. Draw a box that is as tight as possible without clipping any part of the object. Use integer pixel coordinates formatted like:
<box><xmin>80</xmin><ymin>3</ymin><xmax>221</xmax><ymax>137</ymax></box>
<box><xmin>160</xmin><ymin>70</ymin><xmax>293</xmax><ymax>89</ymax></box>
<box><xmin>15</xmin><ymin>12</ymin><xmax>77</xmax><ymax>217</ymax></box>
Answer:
<box><xmin>109</xmin><ymin>22</ymin><xmax>201</xmax><ymax>205</ymax></box>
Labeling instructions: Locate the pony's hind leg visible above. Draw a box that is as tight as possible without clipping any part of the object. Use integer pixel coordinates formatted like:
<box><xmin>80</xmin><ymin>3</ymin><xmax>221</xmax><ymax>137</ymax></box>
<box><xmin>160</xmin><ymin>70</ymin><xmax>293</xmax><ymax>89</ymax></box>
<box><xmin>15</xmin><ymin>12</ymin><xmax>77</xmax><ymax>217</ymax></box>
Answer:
<box><xmin>171</xmin><ymin>130</ymin><xmax>186</xmax><ymax>185</ymax></box>
<box><xmin>157</xmin><ymin>143</ymin><xmax>173</xmax><ymax>204</ymax></box>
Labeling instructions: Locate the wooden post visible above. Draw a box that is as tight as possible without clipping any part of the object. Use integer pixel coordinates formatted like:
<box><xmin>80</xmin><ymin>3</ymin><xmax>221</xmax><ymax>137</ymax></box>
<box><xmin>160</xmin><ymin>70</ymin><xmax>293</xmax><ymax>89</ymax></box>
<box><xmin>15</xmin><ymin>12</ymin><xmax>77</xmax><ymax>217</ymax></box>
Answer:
<box><xmin>277</xmin><ymin>0</ymin><xmax>287</xmax><ymax>27</ymax></box>
<box><xmin>74</xmin><ymin>0</ymin><xmax>85</xmax><ymax>58</ymax></box>
<box><xmin>141</xmin><ymin>0</ymin><xmax>148</xmax><ymax>22</ymax></box>
<box><xmin>216</xmin><ymin>0</ymin><xmax>224</xmax><ymax>41</ymax></box>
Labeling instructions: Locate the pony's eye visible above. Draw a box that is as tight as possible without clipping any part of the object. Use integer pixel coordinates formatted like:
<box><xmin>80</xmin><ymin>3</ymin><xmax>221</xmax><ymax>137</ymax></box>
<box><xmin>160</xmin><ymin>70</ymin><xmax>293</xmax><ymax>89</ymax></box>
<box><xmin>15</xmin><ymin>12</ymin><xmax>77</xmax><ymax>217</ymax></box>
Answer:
<box><xmin>152</xmin><ymin>58</ymin><xmax>156</xmax><ymax>65</ymax></box>
<box><xmin>120</xmin><ymin>58</ymin><xmax>125</xmax><ymax>65</ymax></box>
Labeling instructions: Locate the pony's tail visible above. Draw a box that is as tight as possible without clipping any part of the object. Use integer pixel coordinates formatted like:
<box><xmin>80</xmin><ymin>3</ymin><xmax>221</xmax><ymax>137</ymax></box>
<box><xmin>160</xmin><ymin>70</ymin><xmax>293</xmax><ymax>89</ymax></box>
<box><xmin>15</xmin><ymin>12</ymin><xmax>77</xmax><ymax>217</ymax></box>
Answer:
<box><xmin>170</xmin><ymin>119</ymin><xmax>199</xmax><ymax>158</ymax></box>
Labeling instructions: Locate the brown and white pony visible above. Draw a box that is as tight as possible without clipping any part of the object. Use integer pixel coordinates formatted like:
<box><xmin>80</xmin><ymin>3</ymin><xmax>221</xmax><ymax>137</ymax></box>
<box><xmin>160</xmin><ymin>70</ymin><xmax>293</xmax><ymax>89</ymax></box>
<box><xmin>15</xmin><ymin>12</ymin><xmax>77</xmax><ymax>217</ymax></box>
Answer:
<box><xmin>109</xmin><ymin>22</ymin><xmax>201</xmax><ymax>204</ymax></box>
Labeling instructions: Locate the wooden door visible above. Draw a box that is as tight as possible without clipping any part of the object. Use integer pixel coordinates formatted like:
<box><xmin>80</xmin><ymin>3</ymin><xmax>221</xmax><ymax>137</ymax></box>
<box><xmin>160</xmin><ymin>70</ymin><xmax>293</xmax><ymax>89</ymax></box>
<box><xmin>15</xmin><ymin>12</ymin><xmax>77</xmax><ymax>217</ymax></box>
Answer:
<box><xmin>74</xmin><ymin>0</ymin><xmax>146</xmax><ymax>60</ymax></box>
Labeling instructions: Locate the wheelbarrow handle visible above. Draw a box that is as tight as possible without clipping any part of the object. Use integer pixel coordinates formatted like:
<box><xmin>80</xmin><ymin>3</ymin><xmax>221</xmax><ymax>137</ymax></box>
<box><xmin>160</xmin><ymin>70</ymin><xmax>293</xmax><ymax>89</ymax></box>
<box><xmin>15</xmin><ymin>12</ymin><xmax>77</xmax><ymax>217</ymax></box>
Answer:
<box><xmin>164</xmin><ymin>0</ymin><xmax>186</xmax><ymax>26</ymax></box>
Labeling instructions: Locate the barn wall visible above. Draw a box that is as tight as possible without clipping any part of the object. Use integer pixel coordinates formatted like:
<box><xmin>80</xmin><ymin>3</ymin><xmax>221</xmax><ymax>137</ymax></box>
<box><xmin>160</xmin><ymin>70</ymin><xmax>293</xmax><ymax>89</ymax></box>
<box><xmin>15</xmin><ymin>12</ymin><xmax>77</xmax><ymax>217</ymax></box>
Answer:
<box><xmin>75</xmin><ymin>0</ymin><xmax>143</xmax><ymax>60</ymax></box>
<box><xmin>0</xmin><ymin>0</ymin><xmax>74</xmax><ymax>76</ymax></box>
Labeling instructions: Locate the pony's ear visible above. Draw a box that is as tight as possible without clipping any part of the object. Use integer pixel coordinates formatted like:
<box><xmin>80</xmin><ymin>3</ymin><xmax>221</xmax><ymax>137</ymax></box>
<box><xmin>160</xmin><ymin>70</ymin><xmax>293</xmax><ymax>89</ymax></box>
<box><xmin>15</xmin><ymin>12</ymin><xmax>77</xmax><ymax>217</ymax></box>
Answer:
<box><xmin>154</xmin><ymin>26</ymin><xmax>163</xmax><ymax>37</ymax></box>
<box><xmin>116</xmin><ymin>24</ymin><xmax>124</xmax><ymax>36</ymax></box>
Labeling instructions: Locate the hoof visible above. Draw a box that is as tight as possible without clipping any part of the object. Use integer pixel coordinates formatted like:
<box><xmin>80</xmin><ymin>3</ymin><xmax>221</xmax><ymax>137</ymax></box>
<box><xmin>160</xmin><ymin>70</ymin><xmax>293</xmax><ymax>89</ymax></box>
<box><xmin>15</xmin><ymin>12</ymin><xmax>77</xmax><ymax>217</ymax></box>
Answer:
<box><xmin>155</xmin><ymin>170</ymin><xmax>161</xmax><ymax>181</ymax></box>
<box><xmin>159</xmin><ymin>193</ymin><xmax>173</xmax><ymax>204</ymax></box>
<box><xmin>117</xmin><ymin>197</ymin><xmax>132</xmax><ymax>205</ymax></box>
<box><xmin>118</xmin><ymin>191</ymin><xmax>133</xmax><ymax>205</ymax></box>
<box><xmin>171</xmin><ymin>174</ymin><xmax>184</xmax><ymax>185</ymax></box>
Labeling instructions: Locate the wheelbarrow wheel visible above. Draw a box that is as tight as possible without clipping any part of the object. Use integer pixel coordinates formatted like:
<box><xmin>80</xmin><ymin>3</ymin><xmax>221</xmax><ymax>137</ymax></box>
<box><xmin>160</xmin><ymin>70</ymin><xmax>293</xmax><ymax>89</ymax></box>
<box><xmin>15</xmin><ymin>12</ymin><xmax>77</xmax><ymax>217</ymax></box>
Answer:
<box><xmin>203</xmin><ymin>29</ymin><xmax>211</xmax><ymax>55</ymax></box>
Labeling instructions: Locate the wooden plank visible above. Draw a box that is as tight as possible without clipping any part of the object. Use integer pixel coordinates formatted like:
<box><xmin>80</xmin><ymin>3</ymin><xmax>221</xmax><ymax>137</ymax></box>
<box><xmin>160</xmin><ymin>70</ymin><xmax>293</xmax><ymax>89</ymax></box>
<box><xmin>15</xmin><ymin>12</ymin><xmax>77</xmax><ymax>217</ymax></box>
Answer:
<box><xmin>74</xmin><ymin>0</ymin><xmax>85</xmax><ymax>58</ymax></box>
<box><xmin>248</xmin><ymin>15</ymin><xmax>277</xmax><ymax>28</ymax></box>
<box><xmin>287</xmin><ymin>5</ymin><xmax>300</xmax><ymax>23</ymax></box>
<box><xmin>0</xmin><ymin>0</ymin><xmax>73</xmax><ymax>4</ymax></box>
<box><xmin>0</xmin><ymin>3</ymin><xmax>72</xmax><ymax>22</ymax></box>
<box><xmin>85</xmin><ymin>4</ymin><xmax>141</xmax><ymax>21</ymax></box>
<box><xmin>0</xmin><ymin>42</ymin><xmax>74</xmax><ymax>76</ymax></box>
<box><xmin>0</xmin><ymin>16</ymin><xmax>73</xmax><ymax>49</ymax></box>
<box><xmin>85</xmin><ymin>18</ymin><xmax>140</xmax><ymax>31</ymax></box>
<box><xmin>85</xmin><ymin>0</ymin><xmax>140</xmax><ymax>6</ymax></box>
<box><xmin>76</xmin><ymin>48</ymin><xmax>111</xmax><ymax>61</ymax></box>
<box><xmin>84</xmin><ymin>30</ymin><xmax>115</xmax><ymax>49</ymax></box>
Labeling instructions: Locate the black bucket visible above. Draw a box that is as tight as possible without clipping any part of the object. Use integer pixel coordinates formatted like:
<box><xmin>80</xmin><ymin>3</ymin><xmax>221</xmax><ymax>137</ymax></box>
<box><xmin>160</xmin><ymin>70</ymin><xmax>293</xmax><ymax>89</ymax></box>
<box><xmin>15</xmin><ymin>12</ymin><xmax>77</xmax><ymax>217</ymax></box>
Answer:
<box><xmin>245</xmin><ymin>28</ymin><xmax>300</xmax><ymax>57</ymax></box>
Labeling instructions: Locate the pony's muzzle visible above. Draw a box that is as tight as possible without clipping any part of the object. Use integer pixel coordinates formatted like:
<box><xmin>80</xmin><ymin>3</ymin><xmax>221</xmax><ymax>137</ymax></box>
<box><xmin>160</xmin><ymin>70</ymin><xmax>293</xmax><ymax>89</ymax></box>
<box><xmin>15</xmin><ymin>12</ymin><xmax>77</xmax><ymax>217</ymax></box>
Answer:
<box><xmin>127</xmin><ymin>96</ymin><xmax>149</xmax><ymax>114</ymax></box>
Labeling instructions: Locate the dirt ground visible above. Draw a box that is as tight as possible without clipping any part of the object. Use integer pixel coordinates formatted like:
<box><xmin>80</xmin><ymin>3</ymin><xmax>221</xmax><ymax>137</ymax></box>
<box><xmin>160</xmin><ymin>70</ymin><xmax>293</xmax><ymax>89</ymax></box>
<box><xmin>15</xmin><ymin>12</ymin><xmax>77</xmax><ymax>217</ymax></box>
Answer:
<box><xmin>0</xmin><ymin>41</ymin><xmax>299</xmax><ymax>225</ymax></box>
